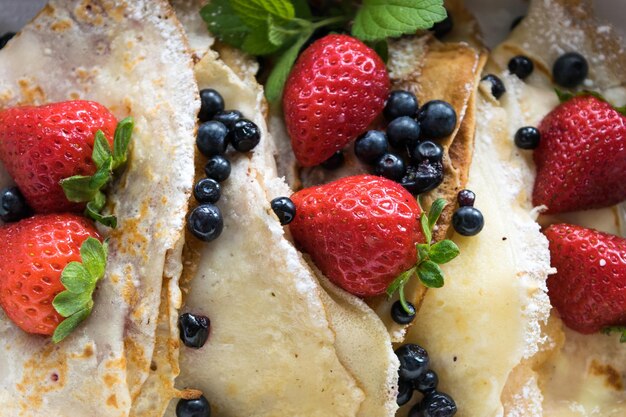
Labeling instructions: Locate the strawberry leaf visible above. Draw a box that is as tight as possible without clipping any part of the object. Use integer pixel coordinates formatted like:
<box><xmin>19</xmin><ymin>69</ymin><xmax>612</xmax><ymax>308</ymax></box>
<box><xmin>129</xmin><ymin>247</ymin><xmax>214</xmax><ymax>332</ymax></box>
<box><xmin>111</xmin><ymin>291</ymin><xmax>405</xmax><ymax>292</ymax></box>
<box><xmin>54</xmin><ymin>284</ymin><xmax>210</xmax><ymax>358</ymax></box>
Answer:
<box><xmin>555</xmin><ymin>88</ymin><xmax>575</xmax><ymax>103</ymax></box>
<box><xmin>52</xmin><ymin>306</ymin><xmax>92</xmax><ymax>344</ymax></box>
<box><xmin>421</xmin><ymin>213</ymin><xmax>432</xmax><ymax>244</ymax></box>
<box><xmin>602</xmin><ymin>326</ymin><xmax>626</xmax><ymax>343</ymax></box>
<box><xmin>112</xmin><ymin>117</ymin><xmax>133</xmax><ymax>169</ymax></box>
<box><xmin>59</xmin><ymin>262</ymin><xmax>92</xmax><ymax>293</ymax></box>
<box><xmin>60</xmin><ymin>176</ymin><xmax>99</xmax><ymax>202</ymax></box>
<box><xmin>80</xmin><ymin>236</ymin><xmax>107</xmax><ymax>279</ymax></box>
<box><xmin>428</xmin><ymin>240</ymin><xmax>460</xmax><ymax>264</ymax></box>
<box><xmin>92</xmin><ymin>130</ymin><xmax>112</xmax><ymax>167</ymax></box>
<box><xmin>417</xmin><ymin>260</ymin><xmax>444</xmax><ymax>288</ymax></box>
<box><xmin>53</xmin><ymin>291</ymin><xmax>92</xmax><ymax>317</ymax></box>
<box><xmin>615</xmin><ymin>105</ymin><xmax>626</xmax><ymax>116</ymax></box>
<box><xmin>386</xmin><ymin>268</ymin><xmax>414</xmax><ymax>297</ymax></box>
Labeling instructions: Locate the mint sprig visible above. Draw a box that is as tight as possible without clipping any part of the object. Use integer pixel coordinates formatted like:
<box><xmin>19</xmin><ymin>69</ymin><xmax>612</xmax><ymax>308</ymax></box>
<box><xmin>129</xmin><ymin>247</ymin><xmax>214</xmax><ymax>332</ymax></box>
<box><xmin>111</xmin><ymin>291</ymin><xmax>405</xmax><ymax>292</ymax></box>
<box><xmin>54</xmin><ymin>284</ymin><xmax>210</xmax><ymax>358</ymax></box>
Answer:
<box><xmin>60</xmin><ymin>117</ymin><xmax>133</xmax><ymax>228</ymax></box>
<box><xmin>386</xmin><ymin>198</ymin><xmax>460</xmax><ymax>313</ymax></box>
<box><xmin>602</xmin><ymin>326</ymin><xmax>626</xmax><ymax>343</ymax></box>
<box><xmin>201</xmin><ymin>0</ymin><xmax>445</xmax><ymax>102</ymax></box>
<box><xmin>52</xmin><ymin>237</ymin><xmax>108</xmax><ymax>343</ymax></box>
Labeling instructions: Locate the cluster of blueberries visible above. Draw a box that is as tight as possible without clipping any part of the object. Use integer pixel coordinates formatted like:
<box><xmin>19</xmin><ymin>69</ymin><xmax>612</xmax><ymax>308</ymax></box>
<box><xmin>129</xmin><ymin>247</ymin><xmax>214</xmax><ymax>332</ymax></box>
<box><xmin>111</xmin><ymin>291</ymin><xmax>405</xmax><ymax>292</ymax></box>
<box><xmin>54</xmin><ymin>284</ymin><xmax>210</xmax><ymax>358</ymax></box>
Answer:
<box><xmin>396</xmin><ymin>343</ymin><xmax>457</xmax><ymax>417</ymax></box>
<box><xmin>188</xmin><ymin>88</ymin><xmax>261</xmax><ymax>242</ymax></box>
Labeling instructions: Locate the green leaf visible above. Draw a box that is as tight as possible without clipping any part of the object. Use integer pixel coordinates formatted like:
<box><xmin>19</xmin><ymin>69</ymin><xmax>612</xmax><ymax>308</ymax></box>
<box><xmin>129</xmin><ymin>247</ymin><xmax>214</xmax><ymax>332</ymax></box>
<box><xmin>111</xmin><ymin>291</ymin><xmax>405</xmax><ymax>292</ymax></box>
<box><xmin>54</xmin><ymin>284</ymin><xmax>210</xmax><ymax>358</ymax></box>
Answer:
<box><xmin>89</xmin><ymin>158</ymin><xmax>113</xmax><ymax>190</ymax></box>
<box><xmin>60</xmin><ymin>175</ymin><xmax>99</xmax><ymax>202</ymax></box>
<box><xmin>92</xmin><ymin>130</ymin><xmax>112</xmax><ymax>167</ymax></box>
<box><xmin>200</xmin><ymin>0</ymin><xmax>249</xmax><ymax>48</ymax></box>
<box><xmin>429</xmin><ymin>239</ymin><xmax>460</xmax><ymax>264</ymax></box>
<box><xmin>265</xmin><ymin>32</ymin><xmax>312</xmax><ymax>102</ymax></box>
<box><xmin>417</xmin><ymin>243</ymin><xmax>430</xmax><ymax>262</ymax></box>
<box><xmin>616</xmin><ymin>105</ymin><xmax>626</xmax><ymax>116</ymax></box>
<box><xmin>386</xmin><ymin>268</ymin><xmax>414</xmax><ymax>297</ymax></box>
<box><xmin>602</xmin><ymin>326</ymin><xmax>626</xmax><ymax>343</ymax></box>
<box><xmin>267</xmin><ymin>15</ymin><xmax>292</xmax><ymax>47</ymax></box>
<box><xmin>555</xmin><ymin>88</ymin><xmax>574</xmax><ymax>103</ymax></box>
<box><xmin>52</xmin><ymin>306</ymin><xmax>92</xmax><ymax>343</ymax></box>
<box><xmin>417</xmin><ymin>260</ymin><xmax>444</xmax><ymax>288</ymax></box>
<box><xmin>80</xmin><ymin>237</ymin><xmax>107</xmax><ymax>279</ymax></box>
<box><xmin>428</xmin><ymin>198</ymin><xmax>447</xmax><ymax>232</ymax></box>
<box><xmin>421</xmin><ymin>213</ymin><xmax>432</xmax><ymax>244</ymax></box>
<box><xmin>60</xmin><ymin>262</ymin><xmax>92</xmax><ymax>294</ymax></box>
<box><xmin>242</xmin><ymin>22</ymin><xmax>283</xmax><ymax>55</ymax></box>
<box><xmin>292</xmin><ymin>0</ymin><xmax>312</xmax><ymax>18</ymax></box>
<box><xmin>367</xmin><ymin>40</ymin><xmax>388</xmax><ymax>63</ymax></box>
<box><xmin>52</xmin><ymin>291</ymin><xmax>92</xmax><ymax>318</ymax></box>
<box><xmin>112</xmin><ymin>117</ymin><xmax>133</xmax><ymax>169</ymax></box>
<box><xmin>86</xmin><ymin>200</ymin><xmax>117</xmax><ymax>228</ymax></box>
<box><xmin>352</xmin><ymin>0</ymin><xmax>447</xmax><ymax>42</ymax></box>
<box><xmin>231</xmin><ymin>0</ymin><xmax>295</xmax><ymax>28</ymax></box>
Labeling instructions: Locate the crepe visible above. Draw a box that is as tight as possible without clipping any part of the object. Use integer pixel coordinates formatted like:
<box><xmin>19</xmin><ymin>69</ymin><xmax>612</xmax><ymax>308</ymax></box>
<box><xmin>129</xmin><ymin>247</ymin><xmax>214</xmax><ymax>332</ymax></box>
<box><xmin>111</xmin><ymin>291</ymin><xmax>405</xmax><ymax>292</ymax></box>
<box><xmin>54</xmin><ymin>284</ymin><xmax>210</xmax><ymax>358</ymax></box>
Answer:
<box><xmin>0</xmin><ymin>1</ymin><xmax>198</xmax><ymax>416</ymax></box>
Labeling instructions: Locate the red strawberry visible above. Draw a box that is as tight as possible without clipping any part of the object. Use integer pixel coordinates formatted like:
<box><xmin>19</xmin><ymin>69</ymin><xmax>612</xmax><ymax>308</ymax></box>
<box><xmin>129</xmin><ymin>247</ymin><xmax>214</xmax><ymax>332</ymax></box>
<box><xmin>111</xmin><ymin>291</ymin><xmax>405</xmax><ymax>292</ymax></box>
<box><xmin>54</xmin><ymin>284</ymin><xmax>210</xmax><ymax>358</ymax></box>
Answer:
<box><xmin>0</xmin><ymin>214</ymin><xmax>100</xmax><ymax>336</ymax></box>
<box><xmin>545</xmin><ymin>223</ymin><xmax>626</xmax><ymax>334</ymax></box>
<box><xmin>289</xmin><ymin>174</ymin><xmax>423</xmax><ymax>297</ymax></box>
<box><xmin>283</xmin><ymin>34</ymin><xmax>390</xmax><ymax>167</ymax></box>
<box><xmin>0</xmin><ymin>100</ymin><xmax>117</xmax><ymax>213</ymax></box>
<box><xmin>533</xmin><ymin>95</ymin><xmax>626</xmax><ymax>213</ymax></box>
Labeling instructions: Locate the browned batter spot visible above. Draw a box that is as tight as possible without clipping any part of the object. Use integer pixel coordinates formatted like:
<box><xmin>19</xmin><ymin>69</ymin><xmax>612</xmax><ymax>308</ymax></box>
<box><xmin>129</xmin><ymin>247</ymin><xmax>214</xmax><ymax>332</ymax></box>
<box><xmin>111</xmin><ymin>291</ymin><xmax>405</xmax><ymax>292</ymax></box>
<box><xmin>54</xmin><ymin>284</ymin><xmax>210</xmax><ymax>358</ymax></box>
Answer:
<box><xmin>51</xmin><ymin>20</ymin><xmax>72</xmax><ymax>32</ymax></box>
<box><xmin>17</xmin><ymin>78</ymin><xmax>46</xmax><ymax>105</ymax></box>
<box><xmin>106</xmin><ymin>394</ymin><xmax>118</xmax><ymax>408</ymax></box>
<box><xmin>589</xmin><ymin>360</ymin><xmax>624</xmax><ymax>390</ymax></box>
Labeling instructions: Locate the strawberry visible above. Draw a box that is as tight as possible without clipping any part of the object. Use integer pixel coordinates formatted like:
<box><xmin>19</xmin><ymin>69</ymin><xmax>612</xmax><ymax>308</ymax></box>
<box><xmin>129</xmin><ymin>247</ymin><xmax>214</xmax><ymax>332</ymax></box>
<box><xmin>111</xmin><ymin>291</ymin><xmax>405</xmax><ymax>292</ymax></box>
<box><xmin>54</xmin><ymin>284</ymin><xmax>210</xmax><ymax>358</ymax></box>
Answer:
<box><xmin>0</xmin><ymin>214</ymin><xmax>103</xmax><ymax>339</ymax></box>
<box><xmin>289</xmin><ymin>175</ymin><xmax>423</xmax><ymax>297</ymax></box>
<box><xmin>533</xmin><ymin>95</ymin><xmax>626</xmax><ymax>213</ymax></box>
<box><xmin>545</xmin><ymin>223</ymin><xmax>626</xmax><ymax>334</ymax></box>
<box><xmin>0</xmin><ymin>100</ymin><xmax>117</xmax><ymax>214</ymax></box>
<box><xmin>283</xmin><ymin>34</ymin><xmax>390</xmax><ymax>167</ymax></box>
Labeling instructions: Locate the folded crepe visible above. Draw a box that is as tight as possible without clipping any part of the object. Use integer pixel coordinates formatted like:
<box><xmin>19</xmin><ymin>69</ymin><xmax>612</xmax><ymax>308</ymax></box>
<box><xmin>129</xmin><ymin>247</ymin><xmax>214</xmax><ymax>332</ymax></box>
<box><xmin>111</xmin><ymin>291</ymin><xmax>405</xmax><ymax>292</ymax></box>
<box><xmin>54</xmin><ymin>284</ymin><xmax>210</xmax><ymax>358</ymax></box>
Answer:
<box><xmin>0</xmin><ymin>1</ymin><xmax>198</xmax><ymax>416</ymax></box>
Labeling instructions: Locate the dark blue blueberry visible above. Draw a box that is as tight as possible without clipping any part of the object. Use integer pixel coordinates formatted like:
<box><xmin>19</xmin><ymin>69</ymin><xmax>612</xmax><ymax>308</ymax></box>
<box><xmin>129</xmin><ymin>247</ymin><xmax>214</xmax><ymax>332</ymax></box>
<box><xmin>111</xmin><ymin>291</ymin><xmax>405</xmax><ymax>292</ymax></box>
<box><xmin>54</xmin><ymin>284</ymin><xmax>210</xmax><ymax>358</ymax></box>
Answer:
<box><xmin>176</xmin><ymin>395</ymin><xmax>211</xmax><ymax>417</ymax></box>
<box><xmin>0</xmin><ymin>187</ymin><xmax>30</xmax><ymax>223</ymax></box>
<box><xmin>391</xmin><ymin>300</ymin><xmax>416</xmax><ymax>325</ymax></box>
<box><xmin>553</xmin><ymin>52</ymin><xmax>588</xmax><ymax>88</ymax></box>
<box><xmin>417</xmin><ymin>101</ymin><xmax>457</xmax><ymax>140</ymax></box>
<box><xmin>397</xmin><ymin>377</ymin><xmax>414</xmax><ymax>406</ymax></box>
<box><xmin>194</xmin><ymin>178</ymin><xmax>221</xmax><ymax>204</ymax></box>
<box><xmin>452</xmin><ymin>206</ymin><xmax>484</xmax><ymax>236</ymax></box>
<box><xmin>481</xmin><ymin>74</ymin><xmax>506</xmax><ymax>99</ymax></box>
<box><xmin>510</xmin><ymin>15</ymin><xmax>524</xmax><ymax>30</ymax></box>
<box><xmin>0</xmin><ymin>32</ymin><xmax>15</xmax><ymax>50</ymax></box>
<box><xmin>204</xmin><ymin>155</ymin><xmax>231</xmax><ymax>182</ymax></box>
<box><xmin>231</xmin><ymin>119</ymin><xmax>261</xmax><ymax>152</ymax></box>
<box><xmin>321</xmin><ymin>151</ymin><xmax>345</xmax><ymax>170</ymax></box>
<box><xmin>401</xmin><ymin>162</ymin><xmax>444</xmax><ymax>195</ymax></box>
<box><xmin>197</xmin><ymin>121</ymin><xmax>228</xmax><ymax>157</ymax></box>
<box><xmin>384</xmin><ymin>90</ymin><xmax>419</xmax><ymax>121</ymax></box>
<box><xmin>354</xmin><ymin>130</ymin><xmax>388</xmax><ymax>165</ymax></box>
<box><xmin>213</xmin><ymin>110</ymin><xmax>242</xmax><ymax>130</ymax></box>
<box><xmin>178</xmin><ymin>313</ymin><xmax>210</xmax><ymax>348</ymax></box>
<box><xmin>430</xmin><ymin>10</ymin><xmax>453</xmax><ymax>38</ymax></box>
<box><xmin>410</xmin><ymin>391</ymin><xmax>457</xmax><ymax>417</ymax></box>
<box><xmin>271</xmin><ymin>197</ymin><xmax>296</xmax><ymax>225</ymax></box>
<box><xmin>457</xmin><ymin>189</ymin><xmax>475</xmax><ymax>207</ymax></box>
<box><xmin>514</xmin><ymin>126</ymin><xmax>541</xmax><ymax>150</ymax></box>
<box><xmin>395</xmin><ymin>344</ymin><xmax>430</xmax><ymax>382</ymax></box>
<box><xmin>198</xmin><ymin>89</ymin><xmax>224</xmax><ymax>122</ymax></box>
<box><xmin>415</xmin><ymin>370</ymin><xmax>439</xmax><ymax>394</ymax></box>
<box><xmin>188</xmin><ymin>204</ymin><xmax>224</xmax><ymax>242</ymax></box>
<box><xmin>508</xmin><ymin>56</ymin><xmax>534</xmax><ymax>79</ymax></box>
<box><xmin>410</xmin><ymin>141</ymin><xmax>443</xmax><ymax>164</ymax></box>
<box><xmin>387</xmin><ymin>116</ymin><xmax>421</xmax><ymax>148</ymax></box>
<box><xmin>375</xmin><ymin>153</ymin><xmax>406</xmax><ymax>182</ymax></box>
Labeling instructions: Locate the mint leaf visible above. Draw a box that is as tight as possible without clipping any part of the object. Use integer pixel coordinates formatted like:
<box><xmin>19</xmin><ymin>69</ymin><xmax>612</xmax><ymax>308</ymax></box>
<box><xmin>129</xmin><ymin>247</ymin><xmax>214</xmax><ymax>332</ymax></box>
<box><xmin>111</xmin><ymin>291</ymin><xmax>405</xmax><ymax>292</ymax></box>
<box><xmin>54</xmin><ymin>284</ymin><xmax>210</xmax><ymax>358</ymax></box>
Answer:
<box><xmin>201</xmin><ymin>0</ymin><xmax>249</xmax><ymax>48</ymax></box>
<box><xmin>602</xmin><ymin>326</ymin><xmax>626</xmax><ymax>343</ymax></box>
<box><xmin>417</xmin><ymin>260</ymin><xmax>444</xmax><ymax>288</ymax></box>
<box><xmin>352</xmin><ymin>0</ymin><xmax>447</xmax><ymax>42</ymax></box>
<box><xmin>242</xmin><ymin>22</ymin><xmax>283</xmax><ymax>55</ymax></box>
<box><xmin>292</xmin><ymin>0</ymin><xmax>312</xmax><ymax>18</ymax></box>
<box><xmin>367</xmin><ymin>40</ymin><xmax>388</xmax><ymax>62</ymax></box>
<box><xmin>52</xmin><ymin>306</ymin><xmax>91</xmax><ymax>344</ymax></box>
<box><xmin>267</xmin><ymin>15</ymin><xmax>291</xmax><ymax>47</ymax></box>
<box><xmin>92</xmin><ymin>131</ymin><xmax>112</xmax><ymax>167</ymax></box>
<box><xmin>428</xmin><ymin>240</ymin><xmax>460</xmax><ymax>264</ymax></box>
<box><xmin>265</xmin><ymin>32</ymin><xmax>312</xmax><ymax>102</ymax></box>
<box><xmin>417</xmin><ymin>243</ymin><xmax>429</xmax><ymax>262</ymax></box>
<box><xmin>231</xmin><ymin>0</ymin><xmax>295</xmax><ymax>28</ymax></box>
<box><xmin>428</xmin><ymin>198</ymin><xmax>447</xmax><ymax>232</ymax></box>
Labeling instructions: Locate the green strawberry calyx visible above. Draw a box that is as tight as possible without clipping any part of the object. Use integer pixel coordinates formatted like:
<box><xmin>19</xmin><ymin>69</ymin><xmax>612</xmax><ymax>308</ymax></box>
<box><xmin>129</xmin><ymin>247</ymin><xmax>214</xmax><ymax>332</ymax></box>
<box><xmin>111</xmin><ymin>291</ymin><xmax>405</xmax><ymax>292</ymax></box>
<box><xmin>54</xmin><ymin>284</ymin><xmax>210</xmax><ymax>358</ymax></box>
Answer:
<box><xmin>555</xmin><ymin>89</ymin><xmax>626</xmax><ymax>116</ymax></box>
<box><xmin>602</xmin><ymin>326</ymin><xmax>626</xmax><ymax>343</ymax></box>
<box><xmin>386</xmin><ymin>198</ymin><xmax>460</xmax><ymax>314</ymax></box>
<box><xmin>52</xmin><ymin>237</ymin><xmax>108</xmax><ymax>343</ymax></box>
<box><xmin>60</xmin><ymin>117</ymin><xmax>134</xmax><ymax>228</ymax></box>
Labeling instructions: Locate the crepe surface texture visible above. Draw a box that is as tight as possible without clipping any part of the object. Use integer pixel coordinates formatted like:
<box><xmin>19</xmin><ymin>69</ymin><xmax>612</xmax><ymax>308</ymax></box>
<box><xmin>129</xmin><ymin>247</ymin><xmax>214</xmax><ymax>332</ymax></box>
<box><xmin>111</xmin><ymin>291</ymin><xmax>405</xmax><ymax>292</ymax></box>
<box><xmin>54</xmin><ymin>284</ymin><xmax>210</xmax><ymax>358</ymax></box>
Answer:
<box><xmin>0</xmin><ymin>1</ymin><xmax>198</xmax><ymax>416</ymax></box>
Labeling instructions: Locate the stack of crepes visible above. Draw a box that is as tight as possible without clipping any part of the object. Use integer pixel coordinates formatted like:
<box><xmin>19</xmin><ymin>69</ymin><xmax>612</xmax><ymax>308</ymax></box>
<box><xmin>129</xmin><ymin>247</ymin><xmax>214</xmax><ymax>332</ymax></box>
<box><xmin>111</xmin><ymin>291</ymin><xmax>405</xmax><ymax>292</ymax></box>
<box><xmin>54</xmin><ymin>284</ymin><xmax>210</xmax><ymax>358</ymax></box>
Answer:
<box><xmin>0</xmin><ymin>1</ymin><xmax>624</xmax><ymax>416</ymax></box>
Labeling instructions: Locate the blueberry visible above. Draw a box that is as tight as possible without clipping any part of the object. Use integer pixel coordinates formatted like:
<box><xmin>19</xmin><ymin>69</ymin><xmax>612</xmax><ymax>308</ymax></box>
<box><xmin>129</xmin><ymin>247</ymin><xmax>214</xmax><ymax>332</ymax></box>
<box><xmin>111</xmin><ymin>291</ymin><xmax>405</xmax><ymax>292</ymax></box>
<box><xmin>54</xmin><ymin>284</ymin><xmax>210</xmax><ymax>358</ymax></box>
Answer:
<box><xmin>204</xmin><ymin>155</ymin><xmax>231</xmax><ymax>182</ymax></box>
<box><xmin>510</xmin><ymin>15</ymin><xmax>524</xmax><ymax>30</ymax></box>
<box><xmin>401</xmin><ymin>162</ymin><xmax>444</xmax><ymax>195</ymax></box>
<box><xmin>415</xmin><ymin>370</ymin><xmax>439</xmax><ymax>394</ymax></box>
<box><xmin>410</xmin><ymin>391</ymin><xmax>457</xmax><ymax>417</ymax></box>
<box><xmin>395</xmin><ymin>344</ymin><xmax>430</xmax><ymax>382</ymax></box>
<box><xmin>391</xmin><ymin>300</ymin><xmax>416</xmax><ymax>325</ymax></box>
<box><xmin>271</xmin><ymin>197</ymin><xmax>296</xmax><ymax>225</ymax></box>
<box><xmin>197</xmin><ymin>121</ymin><xmax>229</xmax><ymax>157</ymax></box>
<box><xmin>198</xmin><ymin>89</ymin><xmax>224</xmax><ymax>122</ymax></box>
<box><xmin>213</xmin><ymin>110</ymin><xmax>242</xmax><ymax>130</ymax></box>
<box><xmin>514</xmin><ymin>126</ymin><xmax>541</xmax><ymax>150</ymax></box>
<box><xmin>410</xmin><ymin>141</ymin><xmax>443</xmax><ymax>164</ymax></box>
<box><xmin>417</xmin><ymin>101</ymin><xmax>457</xmax><ymax>140</ymax></box>
<box><xmin>188</xmin><ymin>204</ymin><xmax>224</xmax><ymax>242</ymax></box>
<box><xmin>178</xmin><ymin>313</ymin><xmax>210</xmax><ymax>348</ymax></box>
<box><xmin>0</xmin><ymin>187</ymin><xmax>30</xmax><ymax>223</ymax></box>
<box><xmin>457</xmin><ymin>189</ymin><xmax>475</xmax><ymax>207</ymax></box>
<box><xmin>452</xmin><ymin>206</ymin><xmax>484</xmax><ymax>236</ymax></box>
<box><xmin>0</xmin><ymin>32</ymin><xmax>15</xmax><ymax>50</ymax></box>
<box><xmin>321</xmin><ymin>151</ymin><xmax>345</xmax><ymax>170</ymax></box>
<box><xmin>481</xmin><ymin>74</ymin><xmax>506</xmax><ymax>99</ymax></box>
<box><xmin>397</xmin><ymin>377</ymin><xmax>414</xmax><ymax>406</ymax></box>
<box><xmin>176</xmin><ymin>395</ymin><xmax>211</xmax><ymax>417</ymax></box>
<box><xmin>194</xmin><ymin>178</ymin><xmax>221</xmax><ymax>204</ymax></box>
<box><xmin>355</xmin><ymin>130</ymin><xmax>388</xmax><ymax>165</ymax></box>
<box><xmin>508</xmin><ymin>56</ymin><xmax>534</xmax><ymax>79</ymax></box>
<box><xmin>387</xmin><ymin>116</ymin><xmax>421</xmax><ymax>148</ymax></box>
<box><xmin>430</xmin><ymin>10</ymin><xmax>453</xmax><ymax>38</ymax></box>
<box><xmin>375</xmin><ymin>153</ymin><xmax>406</xmax><ymax>182</ymax></box>
<box><xmin>553</xmin><ymin>52</ymin><xmax>588</xmax><ymax>88</ymax></box>
<box><xmin>384</xmin><ymin>90</ymin><xmax>419</xmax><ymax>121</ymax></box>
<box><xmin>231</xmin><ymin>119</ymin><xmax>261</xmax><ymax>152</ymax></box>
